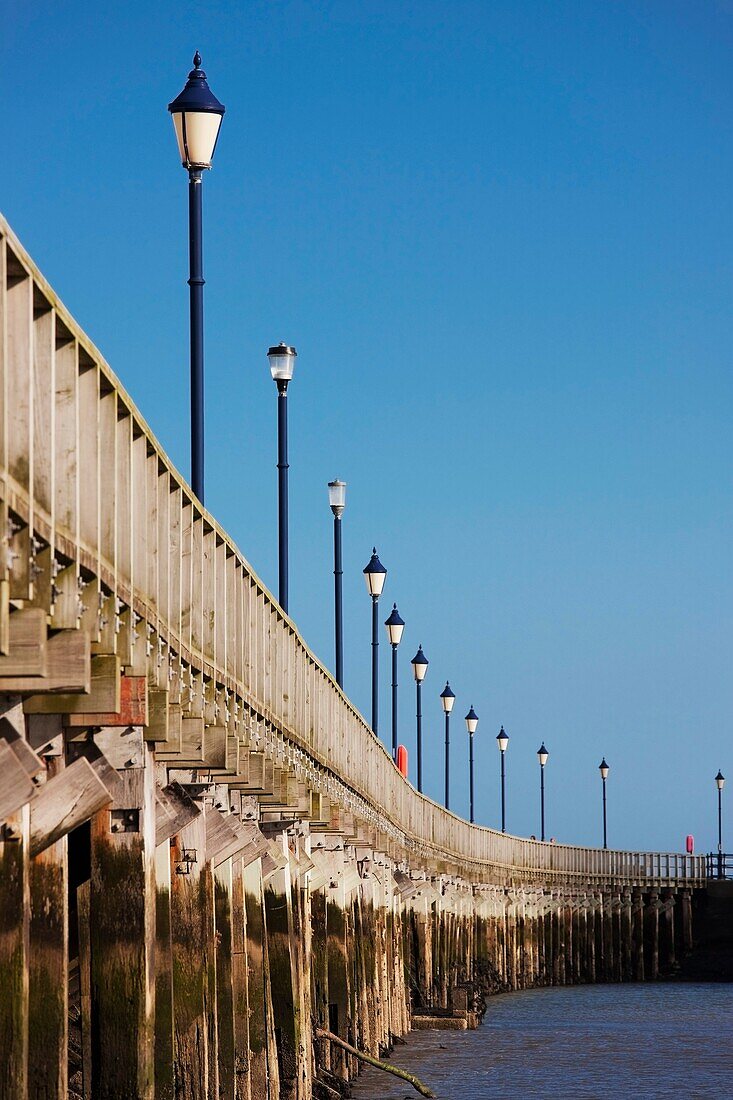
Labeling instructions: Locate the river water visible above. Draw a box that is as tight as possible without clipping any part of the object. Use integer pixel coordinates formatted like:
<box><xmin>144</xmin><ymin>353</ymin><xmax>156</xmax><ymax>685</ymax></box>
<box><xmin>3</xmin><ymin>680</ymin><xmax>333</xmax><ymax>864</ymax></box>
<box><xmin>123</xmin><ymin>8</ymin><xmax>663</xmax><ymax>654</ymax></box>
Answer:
<box><xmin>350</xmin><ymin>984</ymin><xmax>733</xmax><ymax>1099</ymax></box>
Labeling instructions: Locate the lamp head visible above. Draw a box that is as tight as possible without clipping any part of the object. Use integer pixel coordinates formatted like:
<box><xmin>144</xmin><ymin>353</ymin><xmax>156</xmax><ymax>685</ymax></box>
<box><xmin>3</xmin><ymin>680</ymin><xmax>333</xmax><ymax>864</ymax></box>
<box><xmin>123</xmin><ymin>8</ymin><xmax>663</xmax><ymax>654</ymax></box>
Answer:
<box><xmin>599</xmin><ymin>758</ymin><xmax>609</xmax><ymax>780</ymax></box>
<box><xmin>267</xmin><ymin>343</ymin><xmax>298</xmax><ymax>384</ymax></box>
<box><xmin>328</xmin><ymin>479</ymin><xmax>347</xmax><ymax>517</ymax></box>
<box><xmin>537</xmin><ymin>743</ymin><xmax>548</xmax><ymax>767</ymax></box>
<box><xmin>363</xmin><ymin>548</ymin><xmax>387</xmax><ymax>598</ymax></box>
<box><xmin>716</xmin><ymin>770</ymin><xmax>725</xmax><ymax>791</ymax></box>
<box><xmin>465</xmin><ymin>706</ymin><xmax>479</xmax><ymax>735</ymax></box>
<box><xmin>168</xmin><ymin>52</ymin><xmax>225</xmax><ymax>170</ymax></box>
<box><xmin>496</xmin><ymin>726</ymin><xmax>509</xmax><ymax>753</ymax></box>
<box><xmin>384</xmin><ymin>603</ymin><xmax>405</xmax><ymax>646</ymax></box>
<box><xmin>440</xmin><ymin>682</ymin><xmax>455</xmax><ymax>714</ymax></box>
<box><xmin>411</xmin><ymin>645</ymin><xmax>429</xmax><ymax>683</ymax></box>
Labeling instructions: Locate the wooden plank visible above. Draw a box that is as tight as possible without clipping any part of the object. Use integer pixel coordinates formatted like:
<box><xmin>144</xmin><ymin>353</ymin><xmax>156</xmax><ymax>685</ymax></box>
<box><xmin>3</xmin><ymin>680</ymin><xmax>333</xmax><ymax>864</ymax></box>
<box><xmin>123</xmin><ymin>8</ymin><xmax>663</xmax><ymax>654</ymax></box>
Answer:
<box><xmin>23</xmin><ymin>651</ymin><xmax>117</xmax><ymax>713</ymax></box>
<box><xmin>64</xmin><ymin>674</ymin><xmax>147</xmax><ymax>727</ymax></box>
<box><xmin>29</xmin><ymin>756</ymin><xmax>113</xmax><ymax>856</ymax></box>
<box><xmin>4</xmin><ymin>628</ymin><xmax>89</xmax><ymax>696</ymax></box>
<box><xmin>64</xmin><ymin>740</ymin><xmax>125</xmax><ymax>803</ymax></box>
<box><xmin>91</xmin><ymin>724</ymin><xmax>145</xmax><ymax>771</ymax></box>
<box><xmin>0</xmin><ymin>740</ymin><xmax>36</xmax><ymax>818</ymax></box>
<box><xmin>0</xmin><ymin>607</ymin><xmax>47</xmax><ymax>676</ymax></box>
<box><xmin>204</xmin><ymin>805</ymin><xmax>240</xmax><ymax>863</ymax></box>
<box><xmin>4</xmin><ymin>734</ymin><xmax>44</xmax><ymax>779</ymax></box>
<box><xmin>155</xmin><ymin>781</ymin><xmax>201</xmax><ymax>847</ymax></box>
<box><xmin>143</xmin><ymin>687</ymin><xmax>169</xmax><ymax>743</ymax></box>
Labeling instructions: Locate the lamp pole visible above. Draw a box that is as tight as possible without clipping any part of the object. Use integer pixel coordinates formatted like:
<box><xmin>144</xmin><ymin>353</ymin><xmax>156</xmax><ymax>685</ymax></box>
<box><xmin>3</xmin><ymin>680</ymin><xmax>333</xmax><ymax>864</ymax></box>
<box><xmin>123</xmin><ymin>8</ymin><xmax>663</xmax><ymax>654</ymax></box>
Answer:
<box><xmin>440</xmin><ymin>683</ymin><xmax>455</xmax><ymax>809</ymax></box>
<box><xmin>363</xmin><ymin>550</ymin><xmax>387</xmax><ymax>736</ymax></box>
<box><xmin>385</xmin><ymin>605</ymin><xmax>405</xmax><ymax>759</ymax></box>
<box><xmin>267</xmin><ymin>344</ymin><xmax>298</xmax><ymax>613</ymax></box>
<box><xmin>411</xmin><ymin>646</ymin><xmax>429</xmax><ymax>793</ymax></box>
<box><xmin>537</xmin><ymin>743</ymin><xmax>548</xmax><ymax>842</ymax></box>
<box><xmin>599</xmin><ymin>758</ymin><xmax>609</xmax><ymax>850</ymax></box>
<box><xmin>716</xmin><ymin>770</ymin><xmax>725</xmax><ymax>877</ymax></box>
<box><xmin>497</xmin><ymin>727</ymin><xmax>509</xmax><ymax>832</ymax></box>
<box><xmin>168</xmin><ymin>53</ymin><xmax>225</xmax><ymax>505</ymax></box>
<box><xmin>328</xmin><ymin>480</ymin><xmax>346</xmax><ymax>687</ymax></box>
<box><xmin>465</xmin><ymin>707</ymin><xmax>479</xmax><ymax>824</ymax></box>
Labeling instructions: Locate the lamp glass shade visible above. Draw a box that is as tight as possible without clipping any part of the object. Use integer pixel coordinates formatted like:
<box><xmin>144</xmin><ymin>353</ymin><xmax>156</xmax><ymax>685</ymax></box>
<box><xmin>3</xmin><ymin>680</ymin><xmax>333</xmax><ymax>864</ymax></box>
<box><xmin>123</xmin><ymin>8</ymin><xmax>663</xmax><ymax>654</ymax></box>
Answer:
<box><xmin>328</xmin><ymin>479</ymin><xmax>347</xmax><ymax>515</ymax></box>
<box><xmin>599</xmin><ymin>759</ymin><xmax>609</xmax><ymax>780</ymax></box>
<box><xmin>168</xmin><ymin>54</ymin><xmax>225</xmax><ymax>170</ymax></box>
<box><xmin>465</xmin><ymin>706</ymin><xmax>479</xmax><ymax>735</ymax></box>
<box><xmin>171</xmin><ymin>111</ymin><xmax>223</xmax><ymax>169</ymax></box>
<box><xmin>537</xmin><ymin>743</ymin><xmax>548</xmax><ymax>766</ymax></box>
<box><xmin>411</xmin><ymin>646</ymin><xmax>429</xmax><ymax>682</ymax></box>
<box><xmin>363</xmin><ymin>549</ymin><xmax>387</xmax><ymax>597</ymax></box>
<box><xmin>440</xmin><ymin>683</ymin><xmax>455</xmax><ymax>714</ymax></box>
<box><xmin>716</xmin><ymin>770</ymin><xmax>725</xmax><ymax>790</ymax></box>
<box><xmin>384</xmin><ymin>604</ymin><xmax>405</xmax><ymax>646</ymax></box>
<box><xmin>496</xmin><ymin>727</ymin><xmax>509</xmax><ymax>752</ymax></box>
<box><xmin>268</xmin><ymin>343</ymin><xmax>297</xmax><ymax>382</ymax></box>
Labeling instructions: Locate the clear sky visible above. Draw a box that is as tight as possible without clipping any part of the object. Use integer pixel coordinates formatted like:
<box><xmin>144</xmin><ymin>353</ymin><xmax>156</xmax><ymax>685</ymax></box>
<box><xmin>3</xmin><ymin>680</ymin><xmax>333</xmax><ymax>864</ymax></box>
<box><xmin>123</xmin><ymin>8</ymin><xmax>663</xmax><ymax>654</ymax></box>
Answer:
<box><xmin>5</xmin><ymin>1</ymin><xmax>732</xmax><ymax>853</ymax></box>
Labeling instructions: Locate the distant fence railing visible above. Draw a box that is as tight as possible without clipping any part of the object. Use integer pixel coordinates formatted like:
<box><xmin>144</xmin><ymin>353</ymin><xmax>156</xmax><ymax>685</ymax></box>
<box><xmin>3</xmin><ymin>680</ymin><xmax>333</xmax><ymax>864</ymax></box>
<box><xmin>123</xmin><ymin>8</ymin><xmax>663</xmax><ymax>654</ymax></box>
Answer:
<box><xmin>706</xmin><ymin>853</ymin><xmax>733</xmax><ymax>880</ymax></box>
<box><xmin>0</xmin><ymin>213</ymin><xmax>707</xmax><ymax>887</ymax></box>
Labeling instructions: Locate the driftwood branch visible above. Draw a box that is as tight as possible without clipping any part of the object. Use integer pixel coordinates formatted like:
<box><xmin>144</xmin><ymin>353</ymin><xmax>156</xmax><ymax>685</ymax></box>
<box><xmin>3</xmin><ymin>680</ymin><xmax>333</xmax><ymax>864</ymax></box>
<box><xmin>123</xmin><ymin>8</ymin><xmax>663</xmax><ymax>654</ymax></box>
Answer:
<box><xmin>315</xmin><ymin>1027</ymin><xmax>436</xmax><ymax>1098</ymax></box>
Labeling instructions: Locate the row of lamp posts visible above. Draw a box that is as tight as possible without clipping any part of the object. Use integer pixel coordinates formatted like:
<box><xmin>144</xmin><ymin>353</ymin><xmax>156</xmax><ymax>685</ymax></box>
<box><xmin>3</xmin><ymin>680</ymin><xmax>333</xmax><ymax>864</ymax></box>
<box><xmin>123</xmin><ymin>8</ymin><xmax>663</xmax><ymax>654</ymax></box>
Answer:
<box><xmin>167</xmin><ymin>56</ymin><xmax>723</xmax><ymax>859</ymax></box>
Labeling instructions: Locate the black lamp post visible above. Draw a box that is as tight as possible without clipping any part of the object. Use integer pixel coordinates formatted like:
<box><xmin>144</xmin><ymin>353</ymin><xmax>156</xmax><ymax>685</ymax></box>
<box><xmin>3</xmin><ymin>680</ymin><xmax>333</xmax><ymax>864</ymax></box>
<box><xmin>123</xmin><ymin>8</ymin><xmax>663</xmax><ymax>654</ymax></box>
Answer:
<box><xmin>716</xmin><ymin>770</ymin><xmax>725</xmax><ymax>877</ymax></box>
<box><xmin>267</xmin><ymin>343</ymin><xmax>298</xmax><ymax>613</ymax></box>
<box><xmin>328</xmin><ymin>480</ymin><xmax>346</xmax><ymax>688</ymax></box>
<box><xmin>440</xmin><ymin>683</ymin><xmax>455</xmax><ymax>809</ymax></box>
<box><xmin>384</xmin><ymin>605</ymin><xmax>405</xmax><ymax>759</ymax></box>
<box><xmin>465</xmin><ymin>707</ymin><xmax>479</xmax><ymax>824</ymax></box>
<box><xmin>411</xmin><ymin>646</ymin><xmax>429</xmax><ymax>793</ymax></box>
<box><xmin>363</xmin><ymin>550</ymin><xmax>387</xmax><ymax>735</ymax></box>
<box><xmin>537</xmin><ymin>743</ymin><xmax>548</xmax><ymax>841</ymax></box>
<box><xmin>168</xmin><ymin>53</ymin><xmax>225</xmax><ymax>505</ymax></box>
<box><xmin>496</xmin><ymin>726</ymin><xmax>509</xmax><ymax>832</ymax></box>
<box><xmin>599</xmin><ymin>758</ymin><xmax>609</xmax><ymax>849</ymax></box>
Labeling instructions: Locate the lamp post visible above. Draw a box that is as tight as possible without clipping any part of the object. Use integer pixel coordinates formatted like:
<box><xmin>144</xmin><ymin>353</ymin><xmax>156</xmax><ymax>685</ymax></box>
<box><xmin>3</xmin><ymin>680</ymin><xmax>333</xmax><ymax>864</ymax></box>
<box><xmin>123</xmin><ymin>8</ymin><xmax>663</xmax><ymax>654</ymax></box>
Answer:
<box><xmin>411</xmin><ymin>646</ymin><xmax>429</xmax><ymax>793</ymax></box>
<box><xmin>716</xmin><ymin>770</ymin><xmax>725</xmax><ymax>877</ymax></box>
<box><xmin>465</xmin><ymin>707</ymin><xmax>479</xmax><ymax>824</ymax></box>
<box><xmin>496</xmin><ymin>726</ymin><xmax>509</xmax><ymax>832</ymax></box>
<box><xmin>537</xmin><ymin>743</ymin><xmax>548</xmax><ymax>841</ymax></box>
<box><xmin>168</xmin><ymin>52</ymin><xmax>225</xmax><ymax>505</ymax></box>
<box><xmin>328</xmin><ymin>480</ymin><xmax>347</xmax><ymax>688</ymax></box>
<box><xmin>267</xmin><ymin>343</ymin><xmax>298</xmax><ymax>613</ymax></box>
<box><xmin>440</xmin><ymin>683</ymin><xmax>455</xmax><ymax>809</ymax></box>
<box><xmin>384</xmin><ymin>605</ymin><xmax>405</xmax><ymax>760</ymax></box>
<box><xmin>363</xmin><ymin>550</ymin><xmax>387</xmax><ymax>735</ymax></box>
<box><xmin>599</xmin><ymin>758</ymin><xmax>609</xmax><ymax>850</ymax></box>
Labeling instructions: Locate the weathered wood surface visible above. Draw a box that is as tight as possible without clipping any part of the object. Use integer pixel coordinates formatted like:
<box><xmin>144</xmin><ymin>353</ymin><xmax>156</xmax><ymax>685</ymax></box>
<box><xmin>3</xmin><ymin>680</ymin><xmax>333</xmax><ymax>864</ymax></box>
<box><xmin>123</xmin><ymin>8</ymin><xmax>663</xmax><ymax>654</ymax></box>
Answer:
<box><xmin>29</xmin><ymin>756</ymin><xmax>113</xmax><ymax>856</ymax></box>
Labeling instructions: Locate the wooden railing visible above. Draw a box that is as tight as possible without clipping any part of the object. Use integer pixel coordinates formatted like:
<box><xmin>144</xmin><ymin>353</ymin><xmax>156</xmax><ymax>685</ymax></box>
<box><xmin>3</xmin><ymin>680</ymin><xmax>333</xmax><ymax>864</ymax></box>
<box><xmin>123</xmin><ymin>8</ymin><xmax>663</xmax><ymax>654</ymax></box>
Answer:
<box><xmin>0</xmin><ymin>213</ymin><xmax>706</xmax><ymax>887</ymax></box>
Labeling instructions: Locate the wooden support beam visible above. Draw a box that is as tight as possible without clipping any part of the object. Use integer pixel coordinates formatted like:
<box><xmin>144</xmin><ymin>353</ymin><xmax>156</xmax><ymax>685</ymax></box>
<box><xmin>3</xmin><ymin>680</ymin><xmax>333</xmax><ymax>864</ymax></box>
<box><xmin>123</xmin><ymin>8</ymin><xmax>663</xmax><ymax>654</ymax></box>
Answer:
<box><xmin>28</xmin><ymin>751</ymin><xmax>69</xmax><ymax>1100</ymax></box>
<box><xmin>155</xmin><ymin>781</ymin><xmax>201</xmax><ymax>847</ymax></box>
<box><xmin>0</xmin><ymin>795</ymin><xmax>30</xmax><ymax>1100</ymax></box>
<box><xmin>23</xmin><ymin>652</ymin><xmax>118</xmax><ymax>713</ymax></box>
<box><xmin>0</xmin><ymin>739</ymin><xmax>36</xmax><ymax>819</ymax></box>
<box><xmin>143</xmin><ymin>687</ymin><xmax>169</xmax><ymax>743</ymax></box>
<box><xmin>89</xmin><ymin>751</ymin><xmax>156</xmax><ymax>1099</ymax></box>
<box><xmin>3</xmin><ymin>628</ymin><xmax>89</xmax><ymax>696</ymax></box>
<box><xmin>29</xmin><ymin>756</ymin><xmax>113</xmax><ymax>856</ymax></box>
<box><xmin>64</xmin><ymin>674</ymin><xmax>147</xmax><ymax>727</ymax></box>
<box><xmin>0</xmin><ymin>607</ymin><xmax>47</xmax><ymax>676</ymax></box>
<box><xmin>205</xmin><ymin>805</ymin><xmax>240</xmax><ymax>863</ymax></box>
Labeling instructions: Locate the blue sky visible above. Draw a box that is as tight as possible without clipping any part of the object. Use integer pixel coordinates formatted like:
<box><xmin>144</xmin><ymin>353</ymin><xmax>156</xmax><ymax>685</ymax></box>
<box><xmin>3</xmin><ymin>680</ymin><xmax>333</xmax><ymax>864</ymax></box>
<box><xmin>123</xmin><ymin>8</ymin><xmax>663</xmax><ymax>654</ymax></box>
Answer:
<box><xmin>5</xmin><ymin>1</ymin><xmax>732</xmax><ymax>852</ymax></box>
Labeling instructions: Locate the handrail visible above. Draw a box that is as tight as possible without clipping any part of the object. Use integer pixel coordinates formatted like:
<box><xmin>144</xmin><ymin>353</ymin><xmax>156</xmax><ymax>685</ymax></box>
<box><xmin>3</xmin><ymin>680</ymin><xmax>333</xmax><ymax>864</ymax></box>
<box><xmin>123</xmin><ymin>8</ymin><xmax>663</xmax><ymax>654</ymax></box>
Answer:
<box><xmin>0</xmin><ymin>213</ymin><xmax>706</xmax><ymax>886</ymax></box>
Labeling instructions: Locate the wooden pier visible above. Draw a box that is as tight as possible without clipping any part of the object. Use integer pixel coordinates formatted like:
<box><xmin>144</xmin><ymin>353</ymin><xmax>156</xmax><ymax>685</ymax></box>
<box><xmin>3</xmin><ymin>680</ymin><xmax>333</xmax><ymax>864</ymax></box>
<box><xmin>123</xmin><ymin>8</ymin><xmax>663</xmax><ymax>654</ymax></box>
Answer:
<box><xmin>0</xmin><ymin>214</ymin><xmax>712</xmax><ymax>1099</ymax></box>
